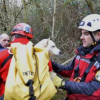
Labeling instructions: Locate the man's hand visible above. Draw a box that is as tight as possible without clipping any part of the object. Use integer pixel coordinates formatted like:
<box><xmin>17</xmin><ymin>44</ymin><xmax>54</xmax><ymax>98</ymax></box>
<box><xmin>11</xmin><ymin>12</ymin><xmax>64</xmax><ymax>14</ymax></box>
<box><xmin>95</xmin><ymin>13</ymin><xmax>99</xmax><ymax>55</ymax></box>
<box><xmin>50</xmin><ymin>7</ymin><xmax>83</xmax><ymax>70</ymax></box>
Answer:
<box><xmin>50</xmin><ymin>71</ymin><xmax>65</xmax><ymax>88</ymax></box>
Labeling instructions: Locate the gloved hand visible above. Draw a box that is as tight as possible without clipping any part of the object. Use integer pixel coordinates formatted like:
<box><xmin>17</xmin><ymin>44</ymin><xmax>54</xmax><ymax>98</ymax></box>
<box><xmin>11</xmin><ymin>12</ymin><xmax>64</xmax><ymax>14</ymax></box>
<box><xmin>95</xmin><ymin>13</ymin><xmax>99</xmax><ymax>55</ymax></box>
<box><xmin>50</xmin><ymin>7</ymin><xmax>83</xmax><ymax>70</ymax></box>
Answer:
<box><xmin>50</xmin><ymin>71</ymin><xmax>65</xmax><ymax>88</ymax></box>
<box><xmin>51</xmin><ymin>61</ymin><xmax>62</xmax><ymax>73</ymax></box>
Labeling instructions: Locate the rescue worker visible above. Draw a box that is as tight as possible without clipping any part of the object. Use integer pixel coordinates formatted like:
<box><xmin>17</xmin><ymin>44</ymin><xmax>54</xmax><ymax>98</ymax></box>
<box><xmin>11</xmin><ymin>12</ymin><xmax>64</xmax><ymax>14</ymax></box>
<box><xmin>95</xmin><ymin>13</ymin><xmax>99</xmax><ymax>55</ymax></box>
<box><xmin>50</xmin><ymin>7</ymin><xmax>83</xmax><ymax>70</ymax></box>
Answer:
<box><xmin>50</xmin><ymin>14</ymin><xmax>100</xmax><ymax>100</ymax></box>
<box><xmin>0</xmin><ymin>33</ymin><xmax>10</xmax><ymax>51</ymax></box>
<box><xmin>0</xmin><ymin>23</ymin><xmax>33</xmax><ymax>100</ymax></box>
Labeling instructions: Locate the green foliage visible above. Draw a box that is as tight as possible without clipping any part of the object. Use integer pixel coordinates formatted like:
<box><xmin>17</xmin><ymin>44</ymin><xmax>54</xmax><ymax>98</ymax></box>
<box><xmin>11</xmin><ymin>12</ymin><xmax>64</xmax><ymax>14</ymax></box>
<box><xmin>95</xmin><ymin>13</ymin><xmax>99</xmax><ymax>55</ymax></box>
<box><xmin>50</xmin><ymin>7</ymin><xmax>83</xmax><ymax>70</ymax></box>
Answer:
<box><xmin>64</xmin><ymin>0</ymin><xmax>74</xmax><ymax>5</ymax></box>
<box><xmin>51</xmin><ymin>89</ymin><xmax>66</xmax><ymax>100</ymax></box>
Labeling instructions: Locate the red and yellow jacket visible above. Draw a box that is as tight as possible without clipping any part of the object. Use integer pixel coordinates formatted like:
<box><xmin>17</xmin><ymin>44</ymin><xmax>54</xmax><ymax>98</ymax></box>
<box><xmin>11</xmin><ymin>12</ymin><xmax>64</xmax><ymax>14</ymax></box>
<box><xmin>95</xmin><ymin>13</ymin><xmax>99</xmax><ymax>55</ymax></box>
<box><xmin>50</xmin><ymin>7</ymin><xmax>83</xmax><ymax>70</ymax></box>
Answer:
<box><xmin>0</xmin><ymin>38</ymin><xmax>29</xmax><ymax>96</ymax></box>
<box><xmin>52</xmin><ymin>44</ymin><xmax>100</xmax><ymax>100</ymax></box>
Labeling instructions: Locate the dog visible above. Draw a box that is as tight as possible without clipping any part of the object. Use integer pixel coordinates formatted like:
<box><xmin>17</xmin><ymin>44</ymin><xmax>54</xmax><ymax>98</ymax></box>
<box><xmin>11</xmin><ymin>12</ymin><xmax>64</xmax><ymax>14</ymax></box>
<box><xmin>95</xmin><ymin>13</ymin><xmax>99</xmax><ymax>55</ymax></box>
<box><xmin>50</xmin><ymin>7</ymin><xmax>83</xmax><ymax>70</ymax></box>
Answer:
<box><xmin>34</xmin><ymin>38</ymin><xmax>61</xmax><ymax>56</ymax></box>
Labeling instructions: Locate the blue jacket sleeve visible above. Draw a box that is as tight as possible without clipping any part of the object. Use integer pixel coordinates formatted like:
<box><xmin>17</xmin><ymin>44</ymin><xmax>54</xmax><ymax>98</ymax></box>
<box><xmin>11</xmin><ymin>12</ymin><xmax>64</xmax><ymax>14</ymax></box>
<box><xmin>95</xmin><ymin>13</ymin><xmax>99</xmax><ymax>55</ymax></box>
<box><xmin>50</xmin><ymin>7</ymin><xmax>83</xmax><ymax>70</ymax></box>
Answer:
<box><xmin>51</xmin><ymin>57</ymin><xmax>76</xmax><ymax>73</ymax></box>
<box><xmin>63</xmin><ymin>79</ymin><xmax>100</xmax><ymax>95</ymax></box>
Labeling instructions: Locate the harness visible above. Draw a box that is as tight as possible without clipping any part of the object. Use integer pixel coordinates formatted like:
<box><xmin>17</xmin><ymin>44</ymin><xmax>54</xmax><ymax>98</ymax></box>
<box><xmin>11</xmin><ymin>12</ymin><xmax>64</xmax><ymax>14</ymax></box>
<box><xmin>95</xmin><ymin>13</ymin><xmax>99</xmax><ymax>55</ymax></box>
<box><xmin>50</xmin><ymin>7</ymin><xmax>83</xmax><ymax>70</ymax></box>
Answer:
<box><xmin>1</xmin><ymin>54</ymin><xmax>13</xmax><ymax>69</ymax></box>
<box><xmin>74</xmin><ymin>55</ymin><xmax>98</xmax><ymax>82</ymax></box>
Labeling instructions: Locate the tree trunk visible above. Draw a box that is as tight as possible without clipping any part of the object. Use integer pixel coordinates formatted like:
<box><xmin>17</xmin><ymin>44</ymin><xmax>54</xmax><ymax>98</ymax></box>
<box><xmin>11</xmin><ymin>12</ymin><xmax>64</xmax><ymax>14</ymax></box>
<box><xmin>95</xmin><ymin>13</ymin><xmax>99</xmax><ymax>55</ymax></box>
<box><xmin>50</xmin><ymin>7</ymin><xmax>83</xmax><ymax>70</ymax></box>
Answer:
<box><xmin>51</xmin><ymin>0</ymin><xmax>56</xmax><ymax>40</ymax></box>
<box><xmin>85</xmin><ymin>0</ymin><xmax>95</xmax><ymax>13</ymax></box>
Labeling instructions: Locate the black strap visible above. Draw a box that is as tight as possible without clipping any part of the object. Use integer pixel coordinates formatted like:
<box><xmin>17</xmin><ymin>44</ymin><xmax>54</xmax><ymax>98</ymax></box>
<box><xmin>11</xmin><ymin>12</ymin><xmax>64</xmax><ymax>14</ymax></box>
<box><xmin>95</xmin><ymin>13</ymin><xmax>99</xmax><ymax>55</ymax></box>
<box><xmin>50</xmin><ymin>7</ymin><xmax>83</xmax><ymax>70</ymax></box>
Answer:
<box><xmin>1</xmin><ymin>54</ymin><xmax>13</xmax><ymax>68</ymax></box>
<box><xmin>74</xmin><ymin>65</ymin><xmax>79</xmax><ymax>79</ymax></box>
<box><xmin>89</xmin><ymin>31</ymin><xmax>96</xmax><ymax>43</ymax></box>
<box><xmin>73</xmin><ymin>55</ymin><xmax>80</xmax><ymax>79</ymax></box>
<box><xmin>81</xmin><ymin>56</ymin><xmax>97</xmax><ymax>82</ymax></box>
<box><xmin>81</xmin><ymin>61</ymin><xmax>95</xmax><ymax>82</ymax></box>
<box><xmin>26</xmin><ymin>79</ymin><xmax>36</xmax><ymax>100</ymax></box>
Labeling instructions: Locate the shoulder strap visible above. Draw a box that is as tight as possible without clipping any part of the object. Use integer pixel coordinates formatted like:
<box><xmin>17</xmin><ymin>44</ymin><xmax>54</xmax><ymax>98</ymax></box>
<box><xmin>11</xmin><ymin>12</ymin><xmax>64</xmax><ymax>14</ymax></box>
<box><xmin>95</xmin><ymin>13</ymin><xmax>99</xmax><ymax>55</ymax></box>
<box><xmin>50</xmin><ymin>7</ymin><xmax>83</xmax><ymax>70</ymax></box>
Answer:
<box><xmin>74</xmin><ymin>65</ymin><xmax>79</xmax><ymax>79</ymax></box>
<box><xmin>74</xmin><ymin>55</ymin><xmax>97</xmax><ymax>81</ymax></box>
<box><xmin>73</xmin><ymin>55</ymin><xmax>80</xmax><ymax>79</ymax></box>
<box><xmin>26</xmin><ymin>49</ymin><xmax>37</xmax><ymax>100</ymax></box>
<box><xmin>1</xmin><ymin>54</ymin><xmax>13</xmax><ymax>69</ymax></box>
<box><xmin>81</xmin><ymin>56</ymin><xmax>97</xmax><ymax>82</ymax></box>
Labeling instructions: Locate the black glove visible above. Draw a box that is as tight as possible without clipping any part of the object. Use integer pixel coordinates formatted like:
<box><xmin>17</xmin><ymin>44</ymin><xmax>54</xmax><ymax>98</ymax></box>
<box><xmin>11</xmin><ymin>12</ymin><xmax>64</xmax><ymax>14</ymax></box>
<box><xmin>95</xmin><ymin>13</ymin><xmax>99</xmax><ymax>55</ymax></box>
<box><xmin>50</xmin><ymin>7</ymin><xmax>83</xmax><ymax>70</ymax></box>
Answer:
<box><xmin>51</xmin><ymin>60</ymin><xmax>62</xmax><ymax>73</ymax></box>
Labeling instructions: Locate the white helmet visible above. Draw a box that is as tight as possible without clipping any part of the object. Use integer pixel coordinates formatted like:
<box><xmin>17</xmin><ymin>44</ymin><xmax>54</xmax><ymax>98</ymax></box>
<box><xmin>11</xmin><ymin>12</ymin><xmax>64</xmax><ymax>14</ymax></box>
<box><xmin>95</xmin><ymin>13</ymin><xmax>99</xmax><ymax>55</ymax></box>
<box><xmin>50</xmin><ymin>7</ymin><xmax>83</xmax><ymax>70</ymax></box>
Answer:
<box><xmin>78</xmin><ymin>14</ymin><xmax>100</xmax><ymax>32</ymax></box>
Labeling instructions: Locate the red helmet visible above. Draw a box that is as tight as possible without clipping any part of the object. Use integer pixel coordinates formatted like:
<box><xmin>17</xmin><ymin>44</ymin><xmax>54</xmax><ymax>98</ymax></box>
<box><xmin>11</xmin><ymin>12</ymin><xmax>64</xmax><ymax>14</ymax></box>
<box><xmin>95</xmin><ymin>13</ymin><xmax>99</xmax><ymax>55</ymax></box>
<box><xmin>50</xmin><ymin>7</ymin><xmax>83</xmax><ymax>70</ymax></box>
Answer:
<box><xmin>11</xmin><ymin>23</ymin><xmax>33</xmax><ymax>39</ymax></box>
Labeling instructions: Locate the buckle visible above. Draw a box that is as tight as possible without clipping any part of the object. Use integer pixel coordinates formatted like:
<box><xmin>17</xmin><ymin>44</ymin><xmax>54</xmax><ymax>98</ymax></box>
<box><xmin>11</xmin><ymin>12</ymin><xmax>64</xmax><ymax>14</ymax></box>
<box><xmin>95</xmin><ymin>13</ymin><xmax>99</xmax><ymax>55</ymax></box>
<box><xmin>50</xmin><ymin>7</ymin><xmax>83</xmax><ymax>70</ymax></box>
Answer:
<box><xmin>74</xmin><ymin>77</ymin><xmax>81</xmax><ymax>82</ymax></box>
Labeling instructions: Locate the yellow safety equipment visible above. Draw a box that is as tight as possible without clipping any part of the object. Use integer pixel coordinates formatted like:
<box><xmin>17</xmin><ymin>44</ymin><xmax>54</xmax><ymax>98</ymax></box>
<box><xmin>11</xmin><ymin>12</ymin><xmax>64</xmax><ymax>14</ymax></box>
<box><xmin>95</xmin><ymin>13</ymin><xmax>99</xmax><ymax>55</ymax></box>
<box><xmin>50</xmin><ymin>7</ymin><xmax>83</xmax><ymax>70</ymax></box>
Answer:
<box><xmin>50</xmin><ymin>71</ymin><xmax>65</xmax><ymax>88</ymax></box>
<box><xmin>4</xmin><ymin>41</ymin><xmax>57</xmax><ymax>100</ymax></box>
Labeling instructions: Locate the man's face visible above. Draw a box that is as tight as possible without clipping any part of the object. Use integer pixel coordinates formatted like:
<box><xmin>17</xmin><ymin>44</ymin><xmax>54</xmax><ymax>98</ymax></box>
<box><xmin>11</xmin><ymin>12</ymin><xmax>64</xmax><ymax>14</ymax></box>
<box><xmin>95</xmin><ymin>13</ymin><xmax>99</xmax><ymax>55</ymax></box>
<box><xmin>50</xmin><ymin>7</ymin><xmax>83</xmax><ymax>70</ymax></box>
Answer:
<box><xmin>0</xmin><ymin>35</ymin><xmax>10</xmax><ymax>48</ymax></box>
<box><xmin>80</xmin><ymin>29</ymin><xmax>93</xmax><ymax>48</ymax></box>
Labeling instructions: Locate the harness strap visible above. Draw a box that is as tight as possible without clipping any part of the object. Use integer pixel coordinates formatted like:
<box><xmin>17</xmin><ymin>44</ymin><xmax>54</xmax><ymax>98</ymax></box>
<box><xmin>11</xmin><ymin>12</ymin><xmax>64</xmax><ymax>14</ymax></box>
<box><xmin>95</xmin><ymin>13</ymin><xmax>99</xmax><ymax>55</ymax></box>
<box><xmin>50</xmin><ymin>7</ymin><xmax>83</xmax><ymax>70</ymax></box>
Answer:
<box><xmin>74</xmin><ymin>56</ymin><xmax>97</xmax><ymax>82</ymax></box>
<box><xmin>1</xmin><ymin>54</ymin><xmax>13</xmax><ymax>68</ymax></box>
<box><xmin>26</xmin><ymin>79</ymin><xmax>36</xmax><ymax>100</ymax></box>
<box><xmin>81</xmin><ymin>56</ymin><xmax>97</xmax><ymax>82</ymax></box>
<box><xmin>26</xmin><ymin>49</ymin><xmax>40</xmax><ymax>100</ymax></box>
<box><xmin>81</xmin><ymin>61</ymin><xmax>95</xmax><ymax>82</ymax></box>
<box><xmin>74</xmin><ymin>65</ymin><xmax>79</xmax><ymax>79</ymax></box>
<box><xmin>89</xmin><ymin>32</ymin><xmax>96</xmax><ymax>44</ymax></box>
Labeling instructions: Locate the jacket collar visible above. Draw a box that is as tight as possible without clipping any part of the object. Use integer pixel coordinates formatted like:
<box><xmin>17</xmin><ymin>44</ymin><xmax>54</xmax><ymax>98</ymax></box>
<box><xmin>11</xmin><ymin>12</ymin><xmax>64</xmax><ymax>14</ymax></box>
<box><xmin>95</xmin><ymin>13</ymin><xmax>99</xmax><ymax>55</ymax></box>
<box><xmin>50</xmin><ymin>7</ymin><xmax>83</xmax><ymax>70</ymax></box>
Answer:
<box><xmin>0</xmin><ymin>44</ymin><xmax>4</xmax><ymax>50</ymax></box>
<box><xmin>10</xmin><ymin>38</ymin><xmax>30</xmax><ymax>45</ymax></box>
<box><xmin>76</xmin><ymin>43</ymin><xmax>100</xmax><ymax>58</ymax></box>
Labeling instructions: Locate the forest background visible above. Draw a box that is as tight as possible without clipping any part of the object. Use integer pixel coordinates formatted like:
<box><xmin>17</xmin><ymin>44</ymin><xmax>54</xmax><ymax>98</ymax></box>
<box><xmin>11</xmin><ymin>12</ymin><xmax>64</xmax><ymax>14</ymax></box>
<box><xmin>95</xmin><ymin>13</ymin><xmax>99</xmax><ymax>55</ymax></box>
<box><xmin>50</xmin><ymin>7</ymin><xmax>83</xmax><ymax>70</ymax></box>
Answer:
<box><xmin>0</xmin><ymin>0</ymin><xmax>100</xmax><ymax>99</ymax></box>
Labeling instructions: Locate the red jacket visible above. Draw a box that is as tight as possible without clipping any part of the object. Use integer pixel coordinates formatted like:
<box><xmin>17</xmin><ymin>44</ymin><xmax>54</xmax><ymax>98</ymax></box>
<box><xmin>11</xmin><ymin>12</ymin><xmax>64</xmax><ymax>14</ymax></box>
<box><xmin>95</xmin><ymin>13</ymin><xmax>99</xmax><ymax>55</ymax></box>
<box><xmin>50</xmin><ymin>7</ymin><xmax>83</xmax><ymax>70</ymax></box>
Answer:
<box><xmin>52</xmin><ymin>44</ymin><xmax>100</xmax><ymax>100</ymax></box>
<box><xmin>0</xmin><ymin>49</ymin><xmax>12</xmax><ymax>96</ymax></box>
<box><xmin>0</xmin><ymin>38</ymin><xmax>29</xmax><ymax>96</ymax></box>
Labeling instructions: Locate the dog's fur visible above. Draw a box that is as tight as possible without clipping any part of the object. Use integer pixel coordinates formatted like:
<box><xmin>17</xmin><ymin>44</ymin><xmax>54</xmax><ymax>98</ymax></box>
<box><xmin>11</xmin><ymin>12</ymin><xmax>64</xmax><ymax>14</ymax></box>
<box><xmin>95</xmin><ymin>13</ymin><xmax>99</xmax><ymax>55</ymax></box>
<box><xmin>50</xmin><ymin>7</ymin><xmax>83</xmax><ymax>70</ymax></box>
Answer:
<box><xmin>35</xmin><ymin>38</ymin><xmax>61</xmax><ymax>56</ymax></box>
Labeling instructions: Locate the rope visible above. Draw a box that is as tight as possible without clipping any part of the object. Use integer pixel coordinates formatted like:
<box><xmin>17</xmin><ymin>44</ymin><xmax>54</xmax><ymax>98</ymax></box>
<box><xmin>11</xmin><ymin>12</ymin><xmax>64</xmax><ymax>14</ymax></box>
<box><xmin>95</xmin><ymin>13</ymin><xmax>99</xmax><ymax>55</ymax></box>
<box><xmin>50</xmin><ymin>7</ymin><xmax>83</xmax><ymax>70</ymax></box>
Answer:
<box><xmin>61</xmin><ymin>55</ymin><xmax>75</xmax><ymax>65</ymax></box>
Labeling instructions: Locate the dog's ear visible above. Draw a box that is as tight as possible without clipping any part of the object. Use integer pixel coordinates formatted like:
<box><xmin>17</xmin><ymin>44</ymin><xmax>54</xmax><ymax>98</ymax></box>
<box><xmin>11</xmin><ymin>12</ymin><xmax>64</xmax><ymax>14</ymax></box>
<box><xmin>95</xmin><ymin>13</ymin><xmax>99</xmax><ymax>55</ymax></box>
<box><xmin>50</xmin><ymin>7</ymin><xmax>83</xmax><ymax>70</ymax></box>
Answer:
<box><xmin>45</xmin><ymin>38</ymin><xmax>50</xmax><ymax>47</ymax></box>
<box><xmin>47</xmin><ymin>38</ymin><xmax>50</xmax><ymax>42</ymax></box>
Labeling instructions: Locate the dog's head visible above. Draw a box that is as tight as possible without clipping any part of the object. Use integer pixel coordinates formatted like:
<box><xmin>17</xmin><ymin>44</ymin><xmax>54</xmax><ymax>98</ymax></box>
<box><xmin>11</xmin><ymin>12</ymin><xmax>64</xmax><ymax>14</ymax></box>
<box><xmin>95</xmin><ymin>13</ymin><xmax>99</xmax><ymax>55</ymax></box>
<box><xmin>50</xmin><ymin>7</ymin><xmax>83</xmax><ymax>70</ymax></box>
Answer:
<box><xmin>35</xmin><ymin>38</ymin><xmax>61</xmax><ymax>56</ymax></box>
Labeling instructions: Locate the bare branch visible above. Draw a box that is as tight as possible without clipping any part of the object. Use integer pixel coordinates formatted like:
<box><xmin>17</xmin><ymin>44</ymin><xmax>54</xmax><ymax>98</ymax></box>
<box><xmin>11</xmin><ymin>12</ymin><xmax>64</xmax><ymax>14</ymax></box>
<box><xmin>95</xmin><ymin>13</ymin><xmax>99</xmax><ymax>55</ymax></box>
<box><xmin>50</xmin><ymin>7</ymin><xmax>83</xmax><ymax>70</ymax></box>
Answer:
<box><xmin>85</xmin><ymin>0</ymin><xmax>95</xmax><ymax>13</ymax></box>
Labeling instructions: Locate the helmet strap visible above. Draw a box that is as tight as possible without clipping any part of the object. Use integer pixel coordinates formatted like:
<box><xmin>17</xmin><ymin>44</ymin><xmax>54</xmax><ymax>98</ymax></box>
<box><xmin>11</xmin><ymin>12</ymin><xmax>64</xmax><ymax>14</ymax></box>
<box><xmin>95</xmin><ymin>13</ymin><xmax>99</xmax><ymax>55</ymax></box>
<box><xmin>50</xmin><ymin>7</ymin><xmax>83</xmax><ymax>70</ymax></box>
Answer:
<box><xmin>89</xmin><ymin>31</ymin><xmax>97</xmax><ymax>46</ymax></box>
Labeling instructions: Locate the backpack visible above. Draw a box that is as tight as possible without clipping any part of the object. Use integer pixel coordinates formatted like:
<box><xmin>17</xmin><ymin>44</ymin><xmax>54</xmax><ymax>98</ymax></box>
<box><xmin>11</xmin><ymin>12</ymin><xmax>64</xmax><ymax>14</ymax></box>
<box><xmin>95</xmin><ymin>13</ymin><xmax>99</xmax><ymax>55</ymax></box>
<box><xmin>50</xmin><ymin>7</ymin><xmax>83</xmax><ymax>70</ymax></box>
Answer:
<box><xmin>4</xmin><ymin>41</ymin><xmax>57</xmax><ymax>100</ymax></box>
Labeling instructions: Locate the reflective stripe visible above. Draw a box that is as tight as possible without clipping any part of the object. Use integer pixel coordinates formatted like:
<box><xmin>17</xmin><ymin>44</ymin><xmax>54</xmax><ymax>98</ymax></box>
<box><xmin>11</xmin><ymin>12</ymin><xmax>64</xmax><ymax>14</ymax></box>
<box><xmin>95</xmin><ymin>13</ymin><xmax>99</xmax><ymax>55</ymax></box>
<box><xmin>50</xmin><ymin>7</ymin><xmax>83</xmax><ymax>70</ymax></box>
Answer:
<box><xmin>80</xmin><ymin>58</ymin><xmax>90</xmax><ymax>63</ymax></box>
<box><xmin>76</xmin><ymin>55</ymin><xmax>80</xmax><ymax>60</ymax></box>
<box><xmin>94</xmin><ymin>61</ymin><xmax>100</xmax><ymax>69</ymax></box>
<box><xmin>8</xmin><ymin>49</ymin><xmax>13</xmax><ymax>54</ymax></box>
<box><xmin>76</xmin><ymin>55</ymin><xmax>100</xmax><ymax>70</ymax></box>
<box><xmin>76</xmin><ymin>55</ymin><xmax>90</xmax><ymax>64</ymax></box>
